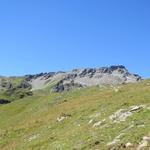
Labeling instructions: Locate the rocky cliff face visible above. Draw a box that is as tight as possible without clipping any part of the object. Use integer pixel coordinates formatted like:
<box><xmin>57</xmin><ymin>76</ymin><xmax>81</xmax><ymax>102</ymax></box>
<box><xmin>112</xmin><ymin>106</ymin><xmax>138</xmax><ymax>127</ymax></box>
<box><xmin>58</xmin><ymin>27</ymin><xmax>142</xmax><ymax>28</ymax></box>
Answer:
<box><xmin>51</xmin><ymin>65</ymin><xmax>142</xmax><ymax>92</ymax></box>
<box><xmin>0</xmin><ymin>65</ymin><xmax>142</xmax><ymax>94</ymax></box>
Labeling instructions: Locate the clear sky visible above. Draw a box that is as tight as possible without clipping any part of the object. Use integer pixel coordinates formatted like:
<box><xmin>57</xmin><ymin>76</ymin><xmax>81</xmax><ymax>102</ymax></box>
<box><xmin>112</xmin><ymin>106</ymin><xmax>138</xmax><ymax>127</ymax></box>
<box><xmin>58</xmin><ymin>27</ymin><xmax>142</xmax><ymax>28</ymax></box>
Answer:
<box><xmin>0</xmin><ymin>0</ymin><xmax>149</xmax><ymax>78</ymax></box>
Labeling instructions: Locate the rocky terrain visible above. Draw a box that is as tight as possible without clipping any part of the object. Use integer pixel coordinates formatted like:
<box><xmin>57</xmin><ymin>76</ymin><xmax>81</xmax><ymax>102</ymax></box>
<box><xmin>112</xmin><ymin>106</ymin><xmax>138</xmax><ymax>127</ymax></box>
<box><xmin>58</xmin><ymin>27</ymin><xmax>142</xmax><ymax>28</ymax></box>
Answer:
<box><xmin>51</xmin><ymin>65</ymin><xmax>142</xmax><ymax>92</ymax></box>
<box><xmin>0</xmin><ymin>65</ymin><xmax>142</xmax><ymax>95</ymax></box>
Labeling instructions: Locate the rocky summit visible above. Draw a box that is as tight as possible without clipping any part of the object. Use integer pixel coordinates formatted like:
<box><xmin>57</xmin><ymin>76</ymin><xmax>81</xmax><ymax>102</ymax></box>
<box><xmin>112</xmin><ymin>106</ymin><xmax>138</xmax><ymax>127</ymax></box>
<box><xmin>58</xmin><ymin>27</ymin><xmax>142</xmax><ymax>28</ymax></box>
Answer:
<box><xmin>51</xmin><ymin>65</ymin><xmax>141</xmax><ymax>92</ymax></box>
<box><xmin>0</xmin><ymin>65</ymin><xmax>142</xmax><ymax>94</ymax></box>
<box><xmin>25</xmin><ymin>65</ymin><xmax>142</xmax><ymax>92</ymax></box>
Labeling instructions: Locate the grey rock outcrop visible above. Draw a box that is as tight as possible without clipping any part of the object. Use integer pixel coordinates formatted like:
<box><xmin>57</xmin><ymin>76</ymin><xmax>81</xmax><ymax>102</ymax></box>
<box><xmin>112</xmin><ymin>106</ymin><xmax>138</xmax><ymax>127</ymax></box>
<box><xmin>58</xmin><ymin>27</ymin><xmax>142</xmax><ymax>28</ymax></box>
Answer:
<box><xmin>52</xmin><ymin>80</ymin><xmax>83</xmax><ymax>92</ymax></box>
<box><xmin>25</xmin><ymin>72</ymin><xmax>55</xmax><ymax>81</ymax></box>
<box><xmin>51</xmin><ymin>65</ymin><xmax>142</xmax><ymax>92</ymax></box>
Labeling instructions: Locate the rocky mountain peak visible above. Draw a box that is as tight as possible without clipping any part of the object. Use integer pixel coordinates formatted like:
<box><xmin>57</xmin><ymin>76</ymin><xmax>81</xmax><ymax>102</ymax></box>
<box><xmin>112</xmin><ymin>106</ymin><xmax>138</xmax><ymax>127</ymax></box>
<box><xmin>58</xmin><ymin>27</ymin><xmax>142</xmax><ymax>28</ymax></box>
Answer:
<box><xmin>0</xmin><ymin>65</ymin><xmax>142</xmax><ymax>93</ymax></box>
<box><xmin>71</xmin><ymin>65</ymin><xmax>128</xmax><ymax>76</ymax></box>
<box><xmin>51</xmin><ymin>65</ymin><xmax>142</xmax><ymax>92</ymax></box>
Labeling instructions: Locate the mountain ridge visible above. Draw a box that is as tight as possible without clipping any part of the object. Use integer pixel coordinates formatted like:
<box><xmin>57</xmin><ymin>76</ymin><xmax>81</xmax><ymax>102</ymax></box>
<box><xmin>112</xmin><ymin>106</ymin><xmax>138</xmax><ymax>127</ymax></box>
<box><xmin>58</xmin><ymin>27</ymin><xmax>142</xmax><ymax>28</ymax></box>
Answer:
<box><xmin>24</xmin><ymin>65</ymin><xmax>142</xmax><ymax>92</ymax></box>
<box><xmin>0</xmin><ymin>65</ymin><xmax>142</xmax><ymax>92</ymax></box>
<box><xmin>0</xmin><ymin>65</ymin><xmax>142</xmax><ymax>102</ymax></box>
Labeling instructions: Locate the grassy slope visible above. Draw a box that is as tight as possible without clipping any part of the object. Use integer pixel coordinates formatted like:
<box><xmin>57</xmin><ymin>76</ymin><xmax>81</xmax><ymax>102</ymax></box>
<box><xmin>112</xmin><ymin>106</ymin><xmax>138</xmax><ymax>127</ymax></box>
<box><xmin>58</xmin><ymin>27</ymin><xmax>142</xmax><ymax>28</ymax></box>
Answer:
<box><xmin>0</xmin><ymin>79</ymin><xmax>150</xmax><ymax>150</ymax></box>
<box><xmin>0</xmin><ymin>77</ymin><xmax>32</xmax><ymax>101</ymax></box>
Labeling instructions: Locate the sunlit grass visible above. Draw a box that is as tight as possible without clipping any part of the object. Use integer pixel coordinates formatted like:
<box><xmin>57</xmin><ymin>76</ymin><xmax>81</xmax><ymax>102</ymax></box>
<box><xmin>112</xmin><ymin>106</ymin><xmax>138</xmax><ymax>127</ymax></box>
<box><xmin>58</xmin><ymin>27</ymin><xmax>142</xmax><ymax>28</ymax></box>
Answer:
<box><xmin>0</xmin><ymin>79</ymin><xmax>150</xmax><ymax>149</ymax></box>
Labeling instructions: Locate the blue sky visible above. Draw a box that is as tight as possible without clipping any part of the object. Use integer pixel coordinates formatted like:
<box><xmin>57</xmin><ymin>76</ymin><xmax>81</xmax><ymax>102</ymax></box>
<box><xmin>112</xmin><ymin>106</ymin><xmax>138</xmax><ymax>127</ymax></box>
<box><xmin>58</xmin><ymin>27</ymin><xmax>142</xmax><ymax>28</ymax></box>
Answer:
<box><xmin>0</xmin><ymin>0</ymin><xmax>149</xmax><ymax>78</ymax></box>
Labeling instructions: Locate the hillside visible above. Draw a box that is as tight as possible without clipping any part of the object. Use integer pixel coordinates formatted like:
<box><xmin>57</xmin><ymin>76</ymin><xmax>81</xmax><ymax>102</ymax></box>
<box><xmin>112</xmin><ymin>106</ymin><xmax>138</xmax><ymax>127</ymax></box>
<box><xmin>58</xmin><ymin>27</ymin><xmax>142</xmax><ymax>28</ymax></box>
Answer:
<box><xmin>0</xmin><ymin>66</ymin><xmax>150</xmax><ymax>150</ymax></box>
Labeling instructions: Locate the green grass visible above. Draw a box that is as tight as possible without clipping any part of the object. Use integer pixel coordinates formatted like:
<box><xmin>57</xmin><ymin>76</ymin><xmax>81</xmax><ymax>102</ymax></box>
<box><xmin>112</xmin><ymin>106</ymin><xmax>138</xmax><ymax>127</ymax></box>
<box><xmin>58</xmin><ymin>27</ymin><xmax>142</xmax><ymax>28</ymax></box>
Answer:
<box><xmin>0</xmin><ymin>79</ymin><xmax>150</xmax><ymax>149</ymax></box>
